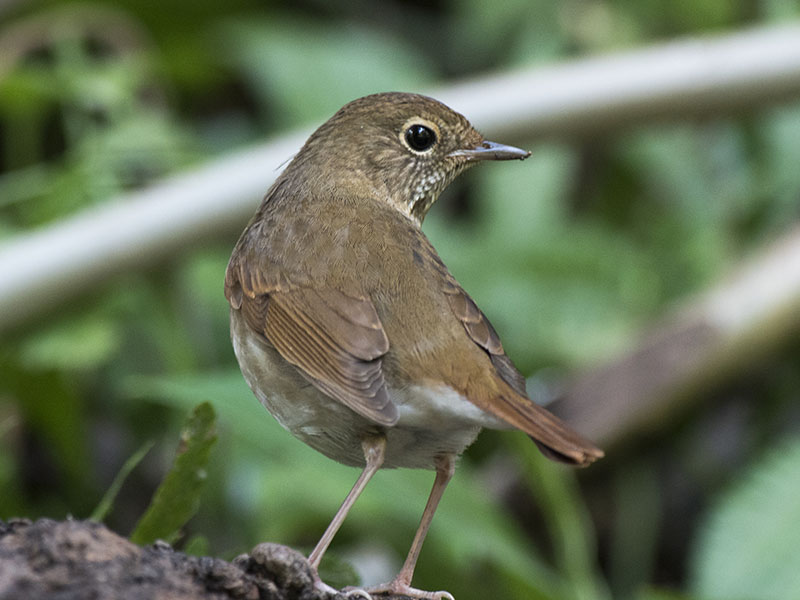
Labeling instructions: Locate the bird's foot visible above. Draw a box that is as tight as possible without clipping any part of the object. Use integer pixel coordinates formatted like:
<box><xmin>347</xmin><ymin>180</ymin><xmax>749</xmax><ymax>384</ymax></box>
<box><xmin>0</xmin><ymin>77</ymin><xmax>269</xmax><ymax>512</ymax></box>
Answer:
<box><xmin>315</xmin><ymin>578</ymin><xmax>372</xmax><ymax>599</ymax></box>
<box><xmin>361</xmin><ymin>580</ymin><xmax>454</xmax><ymax>600</ymax></box>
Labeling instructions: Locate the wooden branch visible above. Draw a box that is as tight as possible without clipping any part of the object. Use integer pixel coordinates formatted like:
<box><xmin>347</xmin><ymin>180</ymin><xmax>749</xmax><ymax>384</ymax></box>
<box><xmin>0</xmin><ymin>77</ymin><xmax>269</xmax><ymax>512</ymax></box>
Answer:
<box><xmin>438</xmin><ymin>23</ymin><xmax>800</xmax><ymax>140</ymax></box>
<box><xmin>552</xmin><ymin>226</ymin><xmax>800</xmax><ymax>446</ymax></box>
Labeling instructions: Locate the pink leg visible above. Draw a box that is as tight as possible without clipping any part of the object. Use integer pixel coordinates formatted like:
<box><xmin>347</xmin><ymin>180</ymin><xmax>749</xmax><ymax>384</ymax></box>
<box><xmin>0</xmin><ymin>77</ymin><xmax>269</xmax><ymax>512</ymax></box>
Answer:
<box><xmin>308</xmin><ymin>436</ymin><xmax>386</xmax><ymax>570</ymax></box>
<box><xmin>364</xmin><ymin>454</ymin><xmax>457</xmax><ymax>600</ymax></box>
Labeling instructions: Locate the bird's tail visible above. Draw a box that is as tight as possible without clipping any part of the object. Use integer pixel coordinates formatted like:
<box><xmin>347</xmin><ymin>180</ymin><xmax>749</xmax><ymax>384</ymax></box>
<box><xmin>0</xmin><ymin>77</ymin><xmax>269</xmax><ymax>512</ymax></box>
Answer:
<box><xmin>490</xmin><ymin>387</ymin><xmax>603</xmax><ymax>466</ymax></box>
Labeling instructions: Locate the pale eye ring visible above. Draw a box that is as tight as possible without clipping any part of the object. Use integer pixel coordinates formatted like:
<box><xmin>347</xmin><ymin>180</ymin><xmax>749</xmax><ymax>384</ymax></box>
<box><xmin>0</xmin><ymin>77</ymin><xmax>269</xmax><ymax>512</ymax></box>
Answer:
<box><xmin>405</xmin><ymin>124</ymin><xmax>437</xmax><ymax>152</ymax></box>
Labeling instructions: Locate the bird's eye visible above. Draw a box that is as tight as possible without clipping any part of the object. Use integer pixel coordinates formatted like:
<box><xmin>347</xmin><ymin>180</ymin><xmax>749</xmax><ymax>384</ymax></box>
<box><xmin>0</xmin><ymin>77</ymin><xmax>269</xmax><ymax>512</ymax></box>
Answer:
<box><xmin>405</xmin><ymin>124</ymin><xmax>437</xmax><ymax>152</ymax></box>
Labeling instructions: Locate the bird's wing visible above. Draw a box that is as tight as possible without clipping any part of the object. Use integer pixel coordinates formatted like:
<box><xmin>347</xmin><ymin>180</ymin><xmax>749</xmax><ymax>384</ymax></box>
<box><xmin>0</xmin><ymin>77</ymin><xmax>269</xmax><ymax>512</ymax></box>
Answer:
<box><xmin>440</xmin><ymin>282</ymin><xmax>527</xmax><ymax>394</ymax></box>
<box><xmin>442</xmin><ymin>280</ymin><xmax>603</xmax><ymax>466</ymax></box>
<box><xmin>225</xmin><ymin>260</ymin><xmax>397</xmax><ymax>427</ymax></box>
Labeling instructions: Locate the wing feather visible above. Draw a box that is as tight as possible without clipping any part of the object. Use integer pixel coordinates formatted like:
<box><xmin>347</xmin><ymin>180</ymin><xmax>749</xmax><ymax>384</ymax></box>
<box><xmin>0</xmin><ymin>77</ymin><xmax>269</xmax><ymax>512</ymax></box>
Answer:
<box><xmin>441</xmin><ymin>273</ymin><xmax>603</xmax><ymax>466</ymax></box>
<box><xmin>226</xmin><ymin>255</ymin><xmax>397</xmax><ymax>426</ymax></box>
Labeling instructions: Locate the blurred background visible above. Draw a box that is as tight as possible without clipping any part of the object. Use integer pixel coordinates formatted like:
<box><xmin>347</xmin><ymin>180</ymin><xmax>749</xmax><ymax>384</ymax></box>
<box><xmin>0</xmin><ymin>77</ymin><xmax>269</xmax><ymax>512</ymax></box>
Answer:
<box><xmin>2</xmin><ymin>1</ymin><xmax>800</xmax><ymax>599</ymax></box>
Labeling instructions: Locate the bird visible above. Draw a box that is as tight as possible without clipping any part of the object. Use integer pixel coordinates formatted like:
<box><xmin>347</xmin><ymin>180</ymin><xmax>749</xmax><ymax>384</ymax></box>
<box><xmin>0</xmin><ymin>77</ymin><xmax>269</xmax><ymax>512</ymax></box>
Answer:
<box><xmin>224</xmin><ymin>92</ymin><xmax>603</xmax><ymax>600</ymax></box>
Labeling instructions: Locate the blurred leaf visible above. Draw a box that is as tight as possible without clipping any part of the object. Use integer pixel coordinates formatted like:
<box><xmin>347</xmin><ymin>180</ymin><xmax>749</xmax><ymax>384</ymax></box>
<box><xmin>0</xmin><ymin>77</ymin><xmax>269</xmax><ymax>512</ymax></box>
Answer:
<box><xmin>669</xmin><ymin>0</ymin><xmax>739</xmax><ymax>31</ymax></box>
<box><xmin>690</xmin><ymin>436</ymin><xmax>800</xmax><ymax>600</ymax></box>
<box><xmin>637</xmin><ymin>589</ymin><xmax>696</xmax><ymax>600</ymax></box>
<box><xmin>617</xmin><ymin>126</ymin><xmax>742</xmax><ymax>296</ymax></box>
<box><xmin>2</xmin><ymin>364</ymin><xmax>92</xmax><ymax>503</ymax></box>
<box><xmin>91</xmin><ymin>439</ymin><xmax>155</xmax><ymax>522</ymax></box>
<box><xmin>318</xmin><ymin>552</ymin><xmax>361</xmax><ymax>590</ymax></box>
<box><xmin>183</xmin><ymin>534</ymin><xmax>210</xmax><ymax>557</ymax></box>
<box><xmin>509</xmin><ymin>434</ymin><xmax>609</xmax><ymax>600</ymax></box>
<box><xmin>124</xmin><ymin>370</ymin><xmax>287</xmax><ymax>454</ymax></box>
<box><xmin>609</xmin><ymin>461</ymin><xmax>661</xmax><ymax>600</ymax></box>
<box><xmin>476</xmin><ymin>145</ymin><xmax>575</xmax><ymax>241</ymax></box>
<box><xmin>130</xmin><ymin>402</ymin><xmax>217</xmax><ymax>545</ymax></box>
<box><xmin>180</xmin><ymin>251</ymin><xmax>231</xmax><ymax>313</ymax></box>
<box><xmin>613</xmin><ymin>0</ymin><xmax>739</xmax><ymax>38</ymax></box>
<box><xmin>175</xmin><ymin>251</ymin><xmax>233</xmax><ymax>365</ymax></box>
<box><xmin>449</xmin><ymin>0</ymin><xmax>564</xmax><ymax>69</ymax></box>
<box><xmin>556</xmin><ymin>1</ymin><xmax>641</xmax><ymax>53</ymax></box>
<box><xmin>760</xmin><ymin>106</ymin><xmax>800</xmax><ymax>235</ymax></box>
<box><xmin>0</xmin><ymin>164</ymin><xmax>52</xmax><ymax>210</ymax></box>
<box><xmin>762</xmin><ymin>0</ymin><xmax>800</xmax><ymax>20</ymax></box>
<box><xmin>19</xmin><ymin>313</ymin><xmax>121</xmax><ymax>371</ymax></box>
<box><xmin>0</xmin><ymin>413</ymin><xmax>23</xmax><ymax>517</ymax></box>
<box><xmin>0</xmin><ymin>25</ymin><xmax>197</xmax><ymax>226</ymax></box>
<box><xmin>219</xmin><ymin>15</ymin><xmax>435</xmax><ymax>128</ymax></box>
<box><xmin>20</xmin><ymin>109</ymin><xmax>198</xmax><ymax>226</ymax></box>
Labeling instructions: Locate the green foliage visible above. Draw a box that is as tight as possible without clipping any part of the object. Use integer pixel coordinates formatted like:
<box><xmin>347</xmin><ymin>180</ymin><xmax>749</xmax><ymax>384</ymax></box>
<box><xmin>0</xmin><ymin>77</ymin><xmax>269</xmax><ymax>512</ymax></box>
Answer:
<box><xmin>690</xmin><ymin>436</ymin><xmax>800</xmax><ymax>600</ymax></box>
<box><xmin>2</xmin><ymin>363</ymin><xmax>93</xmax><ymax>509</ymax></box>
<box><xmin>130</xmin><ymin>403</ymin><xmax>217</xmax><ymax>545</ymax></box>
<box><xmin>219</xmin><ymin>15</ymin><xmax>436</xmax><ymax>128</ymax></box>
<box><xmin>183</xmin><ymin>534</ymin><xmax>211</xmax><ymax>557</ymax></box>
<box><xmin>19</xmin><ymin>313</ymin><xmax>123</xmax><ymax>371</ymax></box>
<box><xmin>509</xmin><ymin>435</ymin><xmax>609</xmax><ymax>600</ymax></box>
<box><xmin>636</xmin><ymin>589</ymin><xmax>695</xmax><ymax>600</ymax></box>
<box><xmin>318</xmin><ymin>553</ymin><xmax>362</xmax><ymax>591</ymax></box>
<box><xmin>91</xmin><ymin>440</ymin><xmax>155</xmax><ymax>523</ymax></box>
<box><xmin>0</xmin><ymin>4</ymin><xmax>199</xmax><ymax>232</ymax></box>
<box><xmin>609</xmin><ymin>461</ymin><xmax>662</xmax><ymax>599</ymax></box>
<box><xmin>2</xmin><ymin>2</ymin><xmax>800</xmax><ymax>599</ymax></box>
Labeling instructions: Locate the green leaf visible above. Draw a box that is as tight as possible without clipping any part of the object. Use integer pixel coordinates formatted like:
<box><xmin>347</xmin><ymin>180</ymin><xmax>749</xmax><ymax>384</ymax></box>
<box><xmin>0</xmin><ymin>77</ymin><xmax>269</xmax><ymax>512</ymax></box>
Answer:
<box><xmin>183</xmin><ymin>534</ymin><xmax>210</xmax><ymax>557</ymax></box>
<box><xmin>19</xmin><ymin>313</ymin><xmax>121</xmax><ymax>371</ymax></box>
<box><xmin>690</xmin><ymin>436</ymin><xmax>800</xmax><ymax>600</ymax></box>
<box><xmin>124</xmin><ymin>370</ymin><xmax>288</xmax><ymax>454</ymax></box>
<box><xmin>760</xmin><ymin>105</ymin><xmax>800</xmax><ymax>235</ymax></box>
<box><xmin>2</xmin><ymin>365</ymin><xmax>92</xmax><ymax>500</ymax></box>
<box><xmin>449</xmin><ymin>0</ymin><xmax>565</xmax><ymax>69</ymax></box>
<box><xmin>91</xmin><ymin>439</ymin><xmax>155</xmax><ymax>523</ymax></box>
<box><xmin>508</xmin><ymin>434</ymin><xmax>610</xmax><ymax>600</ymax></box>
<box><xmin>318</xmin><ymin>552</ymin><xmax>361</xmax><ymax>590</ymax></box>
<box><xmin>219</xmin><ymin>16</ymin><xmax>434</xmax><ymax>128</ymax></box>
<box><xmin>636</xmin><ymin>588</ymin><xmax>697</xmax><ymax>600</ymax></box>
<box><xmin>608</xmin><ymin>461</ymin><xmax>661</xmax><ymax>599</ymax></box>
<box><xmin>130</xmin><ymin>402</ymin><xmax>217</xmax><ymax>545</ymax></box>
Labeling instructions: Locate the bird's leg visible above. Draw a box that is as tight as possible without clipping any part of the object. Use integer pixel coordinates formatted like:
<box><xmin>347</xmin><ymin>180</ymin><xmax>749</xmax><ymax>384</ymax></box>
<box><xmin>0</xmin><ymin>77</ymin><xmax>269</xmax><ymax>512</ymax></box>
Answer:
<box><xmin>395</xmin><ymin>454</ymin><xmax>456</xmax><ymax>587</ymax></box>
<box><xmin>309</xmin><ymin>435</ymin><xmax>386</xmax><ymax>598</ymax></box>
<box><xmin>363</xmin><ymin>454</ymin><xmax>456</xmax><ymax>600</ymax></box>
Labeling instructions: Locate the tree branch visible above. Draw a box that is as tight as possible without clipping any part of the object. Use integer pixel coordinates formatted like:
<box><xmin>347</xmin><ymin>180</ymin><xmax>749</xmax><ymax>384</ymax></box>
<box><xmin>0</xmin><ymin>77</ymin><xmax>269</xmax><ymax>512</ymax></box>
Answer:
<box><xmin>552</xmin><ymin>226</ymin><xmax>800</xmax><ymax>446</ymax></box>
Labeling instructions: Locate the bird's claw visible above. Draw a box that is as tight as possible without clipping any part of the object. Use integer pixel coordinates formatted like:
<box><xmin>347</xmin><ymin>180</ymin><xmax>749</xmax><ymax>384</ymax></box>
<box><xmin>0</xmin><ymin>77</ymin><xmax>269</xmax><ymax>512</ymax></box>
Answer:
<box><xmin>341</xmin><ymin>585</ymin><xmax>373</xmax><ymax>599</ymax></box>
<box><xmin>363</xmin><ymin>582</ymin><xmax>454</xmax><ymax>600</ymax></box>
<box><xmin>315</xmin><ymin>579</ymin><xmax>372</xmax><ymax>600</ymax></box>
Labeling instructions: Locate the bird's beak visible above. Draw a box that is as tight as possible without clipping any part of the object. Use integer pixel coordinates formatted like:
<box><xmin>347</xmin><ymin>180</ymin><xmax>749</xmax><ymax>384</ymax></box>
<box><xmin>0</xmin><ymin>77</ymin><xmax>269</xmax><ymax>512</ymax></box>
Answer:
<box><xmin>448</xmin><ymin>140</ymin><xmax>531</xmax><ymax>162</ymax></box>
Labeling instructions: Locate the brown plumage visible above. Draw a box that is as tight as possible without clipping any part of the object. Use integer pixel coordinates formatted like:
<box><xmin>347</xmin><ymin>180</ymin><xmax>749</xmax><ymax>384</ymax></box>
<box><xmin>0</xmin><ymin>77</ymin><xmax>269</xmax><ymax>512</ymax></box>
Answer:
<box><xmin>225</xmin><ymin>92</ymin><xmax>602</xmax><ymax>599</ymax></box>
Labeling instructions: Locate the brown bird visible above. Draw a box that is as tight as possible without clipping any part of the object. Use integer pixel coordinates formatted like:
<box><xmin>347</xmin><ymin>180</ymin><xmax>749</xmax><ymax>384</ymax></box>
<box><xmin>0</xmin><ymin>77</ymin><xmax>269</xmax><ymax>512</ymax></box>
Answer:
<box><xmin>225</xmin><ymin>92</ymin><xmax>603</xmax><ymax>600</ymax></box>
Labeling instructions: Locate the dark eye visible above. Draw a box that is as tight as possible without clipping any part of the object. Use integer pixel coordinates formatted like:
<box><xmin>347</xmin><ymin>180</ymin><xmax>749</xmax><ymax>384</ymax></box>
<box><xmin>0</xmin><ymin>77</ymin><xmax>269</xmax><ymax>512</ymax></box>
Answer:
<box><xmin>405</xmin><ymin>124</ymin><xmax>436</xmax><ymax>152</ymax></box>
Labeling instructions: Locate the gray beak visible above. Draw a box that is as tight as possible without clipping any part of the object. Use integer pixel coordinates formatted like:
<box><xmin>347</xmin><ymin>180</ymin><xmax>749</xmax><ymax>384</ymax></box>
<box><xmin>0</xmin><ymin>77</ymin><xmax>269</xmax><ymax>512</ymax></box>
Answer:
<box><xmin>449</xmin><ymin>140</ymin><xmax>531</xmax><ymax>162</ymax></box>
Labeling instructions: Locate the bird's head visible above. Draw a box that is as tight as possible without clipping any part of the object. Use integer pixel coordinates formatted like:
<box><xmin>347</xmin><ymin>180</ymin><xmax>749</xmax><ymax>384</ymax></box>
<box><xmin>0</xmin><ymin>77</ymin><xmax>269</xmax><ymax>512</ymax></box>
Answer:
<box><xmin>285</xmin><ymin>92</ymin><xmax>530</xmax><ymax>224</ymax></box>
